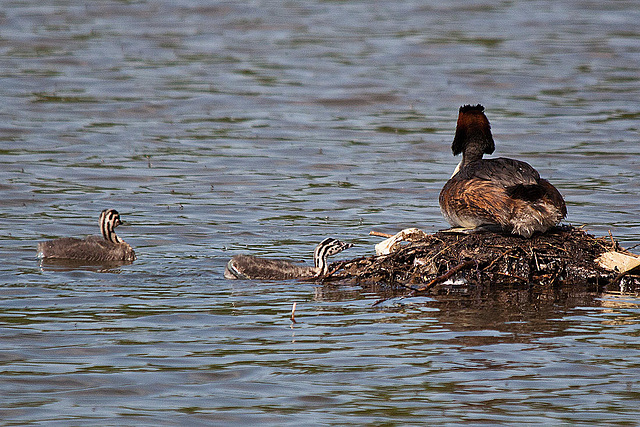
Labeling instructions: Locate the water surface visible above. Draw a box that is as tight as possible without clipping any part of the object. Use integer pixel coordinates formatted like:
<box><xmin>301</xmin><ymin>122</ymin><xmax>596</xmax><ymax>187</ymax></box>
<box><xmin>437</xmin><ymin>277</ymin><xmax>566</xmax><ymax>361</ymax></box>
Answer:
<box><xmin>1</xmin><ymin>0</ymin><xmax>639</xmax><ymax>425</ymax></box>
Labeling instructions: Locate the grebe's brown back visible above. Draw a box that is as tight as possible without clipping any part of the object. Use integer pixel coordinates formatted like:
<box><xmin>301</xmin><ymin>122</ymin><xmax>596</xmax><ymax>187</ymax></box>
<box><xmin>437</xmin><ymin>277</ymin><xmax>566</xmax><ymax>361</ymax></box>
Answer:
<box><xmin>37</xmin><ymin>209</ymin><xmax>136</xmax><ymax>262</ymax></box>
<box><xmin>224</xmin><ymin>237</ymin><xmax>353</xmax><ymax>280</ymax></box>
<box><xmin>439</xmin><ymin>104</ymin><xmax>566</xmax><ymax>238</ymax></box>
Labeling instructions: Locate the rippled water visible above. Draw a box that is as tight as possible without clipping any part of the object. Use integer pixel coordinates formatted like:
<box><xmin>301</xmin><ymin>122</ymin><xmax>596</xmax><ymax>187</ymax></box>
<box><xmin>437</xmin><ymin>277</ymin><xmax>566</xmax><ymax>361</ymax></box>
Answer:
<box><xmin>1</xmin><ymin>0</ymin><xmax>640</xmax><ymax>425</ymax></box>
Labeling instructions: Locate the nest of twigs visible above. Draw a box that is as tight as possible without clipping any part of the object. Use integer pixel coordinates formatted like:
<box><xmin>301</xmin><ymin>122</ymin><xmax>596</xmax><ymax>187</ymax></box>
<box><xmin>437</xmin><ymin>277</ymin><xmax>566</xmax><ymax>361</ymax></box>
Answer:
<box><xmin>326</xmin><ymin>225</ymin><xmax>639</xmax><ymax>296</ymax></box>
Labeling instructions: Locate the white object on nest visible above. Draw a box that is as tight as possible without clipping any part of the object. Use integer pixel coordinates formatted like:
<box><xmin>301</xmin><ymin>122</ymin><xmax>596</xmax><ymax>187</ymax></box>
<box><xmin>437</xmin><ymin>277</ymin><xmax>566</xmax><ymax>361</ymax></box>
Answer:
<box><xmin>375</xmin><ymin>228</ymin><xmax>428</xmax><ymax>256</ymax></box>
<box><xmin>596</xmin><ymin>251</ymin><xmax>640</xmax><ymax>274</ymax></box>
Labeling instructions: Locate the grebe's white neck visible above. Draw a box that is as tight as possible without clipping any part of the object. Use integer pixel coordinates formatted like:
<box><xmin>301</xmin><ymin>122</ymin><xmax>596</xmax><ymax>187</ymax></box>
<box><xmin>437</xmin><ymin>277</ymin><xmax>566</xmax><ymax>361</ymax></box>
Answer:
<box><xmin>451</xmin><ymin>159</ymin><xmax>463</xmax><ymax>178</ymax></box>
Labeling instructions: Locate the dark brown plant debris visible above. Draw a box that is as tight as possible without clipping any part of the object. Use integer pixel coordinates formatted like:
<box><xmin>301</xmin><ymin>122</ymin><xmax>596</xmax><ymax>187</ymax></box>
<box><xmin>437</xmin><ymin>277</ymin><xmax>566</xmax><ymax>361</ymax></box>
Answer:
<box><xmin>325</xmin><ymin>225</ymin><xmax>639</xmax><ymax>296</ymax></box>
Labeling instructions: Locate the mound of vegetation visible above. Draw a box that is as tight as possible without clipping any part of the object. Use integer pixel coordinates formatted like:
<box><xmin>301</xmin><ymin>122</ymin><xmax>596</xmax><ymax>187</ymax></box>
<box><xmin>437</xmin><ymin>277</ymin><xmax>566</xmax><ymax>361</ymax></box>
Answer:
<box><xmin>326</xmin><ymin>226</ymin><xmax>639</xmax><ymax>296</ymax></box>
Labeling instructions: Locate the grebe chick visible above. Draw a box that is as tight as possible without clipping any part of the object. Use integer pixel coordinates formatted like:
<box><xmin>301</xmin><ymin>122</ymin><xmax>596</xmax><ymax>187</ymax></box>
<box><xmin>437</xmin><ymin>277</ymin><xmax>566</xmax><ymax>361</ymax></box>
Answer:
<box><xmin>224</xmin><ymin>237</ymin><xmax>353</xmax><ymax>280</ymax></box>
<box><xmin>439</xmin><ymin>104</ymin><xmax>567</xmax><ymax>238</ymax></box>
<box><xmin>37</xmin><ymin>209</ymin><xmax>136</xmax><ymax>262</ymax></box>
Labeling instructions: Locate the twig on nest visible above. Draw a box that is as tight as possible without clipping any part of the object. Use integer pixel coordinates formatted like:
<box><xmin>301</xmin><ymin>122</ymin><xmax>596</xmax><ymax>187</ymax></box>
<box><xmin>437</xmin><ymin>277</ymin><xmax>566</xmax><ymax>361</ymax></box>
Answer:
<box><xmin>540</xmin><ymin>242</ymin><xmax>569</xmax><ymax>254</ymax></box>
<box><xmin>482</xmin><ymin>248</ymin><xmax>517</xmax><ymax>272</ymax></box>
<box><xmin>369</xmin><ymin>231</ymin><xmax>394</xmax><ymax>238</ymax></box>
<box><xmin>412</xmin><ymin>260</ymin><xmax>476</xmax><ymax>293</ymax></box>
<box><xmin>426</xmin><ymin>235</ymin><xmax>469</xmax><ymax>266</ymax></box>
<box><xmin>321</xmin><ymin>257</ymin><xmax>367</xmax><ymax>281</ymax></box>
<box><xmin>323</xmin><ymin>261</ymin><xmax>348</xmax><ymax>279</ymax></box>
<box><xmin>608</xmin><ymin>230</ymin><xmax>620</xmax><ymax>251</ymax></box>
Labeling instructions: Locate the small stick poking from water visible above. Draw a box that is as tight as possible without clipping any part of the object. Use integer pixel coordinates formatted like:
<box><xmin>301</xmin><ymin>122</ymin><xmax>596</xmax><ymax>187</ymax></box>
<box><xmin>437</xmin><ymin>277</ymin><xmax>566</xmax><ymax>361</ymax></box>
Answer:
<box><xmin>290</xmin><ymin>302</ymin><xmax>297</xmax><ymax>323</ymax></box>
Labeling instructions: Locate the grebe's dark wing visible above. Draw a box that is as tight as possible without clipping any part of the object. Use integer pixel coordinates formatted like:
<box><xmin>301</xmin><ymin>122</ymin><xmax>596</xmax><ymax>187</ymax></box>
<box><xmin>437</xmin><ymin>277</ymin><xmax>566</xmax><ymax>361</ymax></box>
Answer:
<box><xmin>456</xmin><ymin>157</ymin><xmax>541</xmax><ymax>187</ymax></box>
<box><xmin>453</xmin><ymin>157</ymin><xmax>567</xmax><ymax>219</ymax></box>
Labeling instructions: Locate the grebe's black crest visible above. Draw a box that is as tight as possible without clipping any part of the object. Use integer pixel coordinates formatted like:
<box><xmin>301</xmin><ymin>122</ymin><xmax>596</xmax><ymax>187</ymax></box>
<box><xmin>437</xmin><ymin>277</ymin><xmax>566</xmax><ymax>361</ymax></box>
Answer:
<box><xmin>37</xmin><ymin>209</ymin><xmax>136</xmax><ymax>262</ymax></box>
<box><xmin>224</xmin><ymin>237</ymin><xmax>353</xmax><ymax>280</ymax></box>
<box><xmin>451</xmin><ymin>104</ymin><xmax>495</xmax><ymax>159</ymax></box>
<box><xmin>439</xmin><ymin>105</ymin><xmax>567</xmax><ymax>238</ymax></box>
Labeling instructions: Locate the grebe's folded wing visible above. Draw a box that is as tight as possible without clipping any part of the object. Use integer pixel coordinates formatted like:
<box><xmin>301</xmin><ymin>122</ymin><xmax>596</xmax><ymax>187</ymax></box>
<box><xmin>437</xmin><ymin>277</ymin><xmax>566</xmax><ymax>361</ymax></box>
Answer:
<box><xmin>456</xmin><ymin>157</ymin><xmax>541</xmax><ymax>187</ymax></box>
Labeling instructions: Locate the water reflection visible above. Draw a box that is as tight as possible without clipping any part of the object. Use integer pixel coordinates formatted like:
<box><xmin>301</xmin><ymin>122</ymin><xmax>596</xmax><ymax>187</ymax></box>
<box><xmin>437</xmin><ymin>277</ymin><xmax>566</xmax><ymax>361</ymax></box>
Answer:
<box><xmin>38</xmin><ymin>258</ymin><xmax>133</xmax><ymax>273</ymax></box>
<box><xmin>315</xmin><ymin>281</ymin><xmax>601</xmax><ymax>332</ymax></box>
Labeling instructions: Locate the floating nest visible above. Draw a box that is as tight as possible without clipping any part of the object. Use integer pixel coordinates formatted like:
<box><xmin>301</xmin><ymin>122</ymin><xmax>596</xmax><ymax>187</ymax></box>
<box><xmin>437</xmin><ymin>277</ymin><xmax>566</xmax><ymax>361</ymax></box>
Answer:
<box><xmin>325</xmin><ymin>225</ymin><xmax>640</xmax><ymax>297</ymax></box>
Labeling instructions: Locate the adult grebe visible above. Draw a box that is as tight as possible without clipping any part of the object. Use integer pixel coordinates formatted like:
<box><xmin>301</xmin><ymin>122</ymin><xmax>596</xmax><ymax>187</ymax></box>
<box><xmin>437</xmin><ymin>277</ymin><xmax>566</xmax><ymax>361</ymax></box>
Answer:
<box><xmin>439</xmin><ymin>104</ymin><xmax>567</xmax><ymax>238</ymax></box>
<box><xmin>224</xmin><ymin>237</ymin><xmax>353</xmax><ymax>280</ymax></box>
<box><xmin>37</xmin><ymin>209</ymin><xmax>136</xmax><ymax>262</ymax></box>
